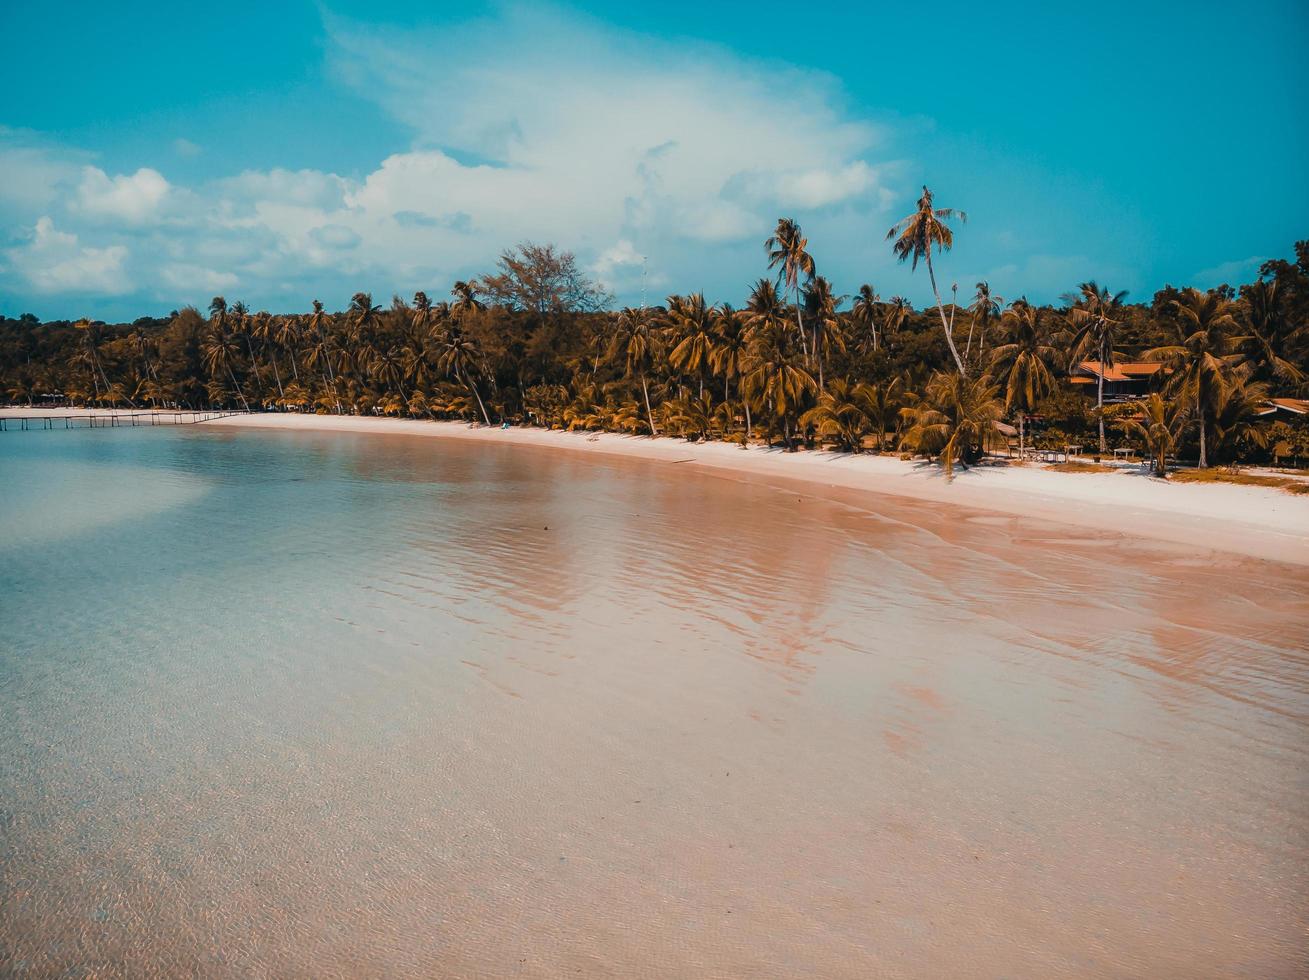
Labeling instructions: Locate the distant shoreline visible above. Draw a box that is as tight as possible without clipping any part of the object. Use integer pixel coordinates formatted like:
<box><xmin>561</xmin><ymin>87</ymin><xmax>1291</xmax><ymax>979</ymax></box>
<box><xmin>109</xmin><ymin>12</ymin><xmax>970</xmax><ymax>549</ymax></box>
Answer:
<box><xmin>5</xmin><ymin>407</ymin><xmax>1308</xmax><ymax>565</ymax></box>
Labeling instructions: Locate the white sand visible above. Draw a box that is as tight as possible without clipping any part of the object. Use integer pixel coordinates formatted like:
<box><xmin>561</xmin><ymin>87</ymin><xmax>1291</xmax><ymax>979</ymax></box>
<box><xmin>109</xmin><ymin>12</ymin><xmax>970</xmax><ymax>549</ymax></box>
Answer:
<box><xmin>6</xmin><ymin>408</ymin><xmax>1308</xmax><ymax>564</ymax></box>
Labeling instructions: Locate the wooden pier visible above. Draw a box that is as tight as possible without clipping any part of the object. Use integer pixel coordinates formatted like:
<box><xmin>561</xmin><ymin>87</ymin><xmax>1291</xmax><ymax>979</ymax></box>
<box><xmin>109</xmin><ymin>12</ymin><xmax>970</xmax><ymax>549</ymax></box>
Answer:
<box><xmin>0</xmin><ymin>410</ymin><xmax>246</xmax><ymax>432</ymax></box>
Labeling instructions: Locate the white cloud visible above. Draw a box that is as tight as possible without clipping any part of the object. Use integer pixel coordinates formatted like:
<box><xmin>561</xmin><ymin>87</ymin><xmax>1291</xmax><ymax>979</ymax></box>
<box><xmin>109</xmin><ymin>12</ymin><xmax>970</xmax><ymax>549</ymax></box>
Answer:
<box><xmin>4</xmin><ymin>217</ymin><xmax>131</xmax><ymax>294</ymax></box>
<box><xmin>0</xmin><ymin>7</ymin><xmax>902</xmax><ymax>312</ymax></box>
<box><xmin>75</xmin><ymin>166</ymin><xmax>171</xmax><ymax>223</ymax></box>
<box><xmin>1192</xmin><ymin>255</ymin><xmax>1265</xmax><ymax>287</ymax></box>
<box><xmin>160</xmin><ymin>263</ymin><xmax>238</xmax><ymax>293</ymax></box>
<box><xmin>172</xmin><ymin>138</ymin><xmax>202</xmax><ymax>158</ymax></box>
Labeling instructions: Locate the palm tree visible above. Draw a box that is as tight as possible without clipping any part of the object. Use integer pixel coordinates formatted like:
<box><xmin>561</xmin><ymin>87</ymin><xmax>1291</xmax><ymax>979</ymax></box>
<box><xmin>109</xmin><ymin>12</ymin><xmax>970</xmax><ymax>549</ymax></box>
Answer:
<box><xmin>1145</xmin><ymin>287</ymin><xmax>1248</xmax><ymax>468</ymax></box>
<box><xmin>899</xmin><ymin>371</ymin><xmax>1002</xmax><ymax>477</ymax></box>
<box><xmin>251</xmin><ymin>312</ymin><xmax>284</xmax><ymax>403</ymax></box>
<box><xmin>990</xmin><ymin>301</ymin><xmax>1057</xmax><ymax>456</ymax></box>
<box><xmin>305</xmin><ymin>299</ymin><xmax>341</xmax><ymax>414</ymax></box>
<box><xmin>1241</xmin><ymin>279</ymin><xmax>1306</xmax><ymax>387</ymax></box>
<box><xmin>884</xmin><ymin>296</ymin><xmax>912</xmax><ymax>339</ymax></box>
<box><xmin>609</xmin><ymin>307</ymin><xmax>659</xmax><ymax>435</ymax></box>
<box><xmin>852</xmin><ymin>284</ymin><xmax>881</xmax><ymax>352</ymax></box>
<box><xmin>741</xmin><ymin>322</ymin><xmax>816</xmax><ymax>450</ymax></box>
<box><xmin>275</xmin><ymin>314</ymin><xmax>302</xmax><ymax>385</ymax></box>
<box><xmin>803</xmin><ymin>276</ymin><xmax>845</xmax><ymax>389</ymax></box>
<box><xmin>800</xmin><ymin>378</ymin><xmax>869</xmax><ymax>452</ymax></box>
<box><xmin>709</xmin><ymin>304</ymin><xmax>751</xmax><ymax>437</ymax></box>
<box><xmin>73</xmin><ymin>317</ymin><xmax>116</xmax><ymax>404</ymax></box>
<box><xmin>965</xmin><ymin>281</ymin><xmax>1002</xmax><ymax>367</ymax></box>
<box><xmin>886</xmin><ymin>186</ymin><xmax>968</xmax><ymax>375</ymax></box>
<box><xmin>348</xmin><ymin>292</ymin><xmax>382</xmax><ymax>342</ymax></box>
<box><xmin>450</xmin><ymin>280</ymin><xmax>484</xmax><ymax>322</ymax></box>
<box><xmin>765</xmin><ymin>218</ymin><xmax>816</xmax><ymax>360</ymax></box>
<box><xmin>437</xmin><ymin>329</ymin><xmax>492</xmax><ymax>425</ymax></box>
<box><xmin>201</xmin><ymin>326</ymin><xmax>250</xmax><ymax>411</ymax></box>
<box><xmin>1116</xmin><ymin>393</ymin><xmax>1188</xmax><ymax>477</ymax></box>
<box><xmin>666</xmin><ymin>293</ymin><xmax>715</xmax><ymax>399</ymax></box>
<box><xmin>1066</xmin><ymin>281</ymin><xmax>1129</xmax><ymax>454</ymax></box>
<box><xmin>855</xmin><ymin>376</ymin><xmax>910</xmax><ymax>451</ymax></box>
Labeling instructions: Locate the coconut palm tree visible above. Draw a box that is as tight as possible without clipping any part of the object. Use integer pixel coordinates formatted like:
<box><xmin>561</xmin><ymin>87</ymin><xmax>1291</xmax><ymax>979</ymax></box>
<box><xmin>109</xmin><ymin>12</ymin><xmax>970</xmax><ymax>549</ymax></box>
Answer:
<box><xmin>765</xmin><ymin>218</ymin><xmax>816</xmax><ymax>360</ymax></box>
<box><xmin>884</xmin><ymin>296</ymin><xmax>912</xmax><ymax>340</ymax></box>
<box><xmin>1065</xmin><ymin>281</ymin><xmax>1129</xmax><ymax>454</ymax></box>
<box><xmin>855</xmin><ymin>376</ymin><xmax>910</xmax><ymax>451</ymax></box>
<box><xmin>965</xmin><ymin>281</ymin><xmax>1002</xmax><ymax>367</ymax></box>
<box><xmin>348</xmin><ymin>292</ymin><xmax>382</xmax><ymax>343</ymax></box>
<box><xmin>1241</xmin><ymin>279</ymin><xmax>1306</xmax><ymax>387</ymax></box>
<box><xmin>803</xmin><ymin>276</ymin><xmax>846</xmax><ymax>389</ymax></box>
<box><xmin>667</xmin><ymin>293</ymin><xmax>716</xmax><ymax>399</ymax></box>
<box><xmin>73</xmin><ymin>317</ymin><xmax>116</xmax><ymax>404</ymax></box>
<box><xmin>437</xmin><ymin>329</ymin><xmax>492</xmax><ymax>425</ymax></box>
<box><xmin>1145</xmin><ymin>287</ymin><xmax>1248</xmax><ymax>467</ymax></box>
<box><xmin>450</xmin><ymin>280</ymin><xmax>483</xmax><ymax>322</ymax></box>
<box><xmin>852</xmin><ymin>284</ymin><xmax>881</xmax><ymax>352</ymax></box>
<box><xmin>710</xmin><ymin>304</ymin><xmax>751</xmax><ymax>437</ymax></box>
<box><xmin>899</xmin><ymin>371</ymin><xmax>1003</xmax><ymax>477</ymax></box>
<box><xmin>251</xmin><ymin>312</ymin><xmax>285</xmax><ymax>403</ymax></box>
<box><xmin>201</xmin><ymin>326</ymin><xmax>250</xmax><ymax>411</ymax></box>
<box><xmin>1116</xmin><ymin>393</ymin><xmax>1188</xmax><ymax>477</ymax></box>
<box><xmin>800</xmin><ymin>378</ymin><xmax>869</xmax><ymax>452</ymax></box>
<box><xmin>305</xmin><ymin>299</ymin><xmax>341</xmax><ymax>414</ymax></box>
<box><xmin>886</xmin><ymin>186</ymin><xmax>968</xmax><ymax>375</ymax></box>
<box><xmin>990</xmin><ymin>301</ymin><xmax>1057</xmax><ymax>456</ymax></box>
<box><xmin>741</xmin><ymin>323</ymin><xmax>816</xmax><ymax>450</ymax></box>
<box><xmin>609</xmin><ymin>307</ymin><xmax>660</xmax><ymax>435</ymax></box>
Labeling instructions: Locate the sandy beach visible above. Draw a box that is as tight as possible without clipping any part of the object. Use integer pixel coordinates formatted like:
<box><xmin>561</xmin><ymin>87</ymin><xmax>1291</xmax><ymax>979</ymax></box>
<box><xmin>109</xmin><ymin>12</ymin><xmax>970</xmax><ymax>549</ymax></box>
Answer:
<box><xmin>14</xmin><ymin>408</ymin><xmax>1298</xmax><ymax>565</ymax></box>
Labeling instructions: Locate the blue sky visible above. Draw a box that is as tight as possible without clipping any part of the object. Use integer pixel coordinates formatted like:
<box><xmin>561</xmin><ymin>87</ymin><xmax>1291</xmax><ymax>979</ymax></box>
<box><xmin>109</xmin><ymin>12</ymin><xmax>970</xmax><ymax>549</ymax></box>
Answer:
<box><xmin>1</xmin><ymin>0</ymin><xmax>1306</xmax><ymax>319</ymax></box>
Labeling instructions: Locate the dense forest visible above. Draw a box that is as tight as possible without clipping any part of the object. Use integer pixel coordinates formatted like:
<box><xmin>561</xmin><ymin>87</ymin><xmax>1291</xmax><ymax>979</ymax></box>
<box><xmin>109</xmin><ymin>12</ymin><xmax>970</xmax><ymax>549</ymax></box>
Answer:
<box><xmin>3</xmin><ymin>188</ymin><xmax>1307</xmax><ymax>473</ymax></box>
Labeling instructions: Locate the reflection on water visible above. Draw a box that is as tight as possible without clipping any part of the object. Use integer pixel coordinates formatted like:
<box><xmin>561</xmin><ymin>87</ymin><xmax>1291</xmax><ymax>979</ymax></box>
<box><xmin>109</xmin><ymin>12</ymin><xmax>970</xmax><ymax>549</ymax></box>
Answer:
<box><xmin>1</xmin><ymin>426</ymin><xmax>1307</xmax><ymax>977</ymax></box>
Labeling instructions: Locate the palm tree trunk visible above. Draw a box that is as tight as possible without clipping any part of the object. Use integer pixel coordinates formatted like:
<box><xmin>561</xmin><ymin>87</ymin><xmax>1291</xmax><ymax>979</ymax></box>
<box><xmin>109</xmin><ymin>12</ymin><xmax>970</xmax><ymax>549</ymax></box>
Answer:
<box><xmin>464</xmin><ymin>369</ymin><xmax>491</xmax><ymax>425</ymax></box>
<box><xmin>226</xmin><ymin>364</ymin><xmax>251</xmax><ymax>411</ymax></box>
<box><xmin>641</xmin><ymin>372</ymin><xmax>657</xmax><ymax>436</ymax></box>
<box><xmin>744</xmin><ymin>398</ymin><xmax>752</xmax><ymax>441</ymax></box>
<box><xmin>1197</xmin><ymin>394</ymin><xmax>1207</xmax><ymax>468</ymax></box>
<box><xmin>270</xmin><ymin>350</ymin><xmax>285</xmax><ymax>403</ymax></box>
<box><xmin>924</xmin><ymin>252</ymin><xmax>967</xmax><ymax>376</ymax></box>
<box><xmin>1096</xmin><ymin>369</ymin><xmax>1106</xmax><ymax>455</ymax></box>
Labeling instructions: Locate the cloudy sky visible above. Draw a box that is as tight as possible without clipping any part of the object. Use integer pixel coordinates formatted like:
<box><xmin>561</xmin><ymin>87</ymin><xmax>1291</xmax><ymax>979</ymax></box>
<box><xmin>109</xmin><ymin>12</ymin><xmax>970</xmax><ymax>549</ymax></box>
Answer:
<box><xmin>1</xmin><ymin>0</ymin><xmax>1306</xmax><ymax>320</ymax></box>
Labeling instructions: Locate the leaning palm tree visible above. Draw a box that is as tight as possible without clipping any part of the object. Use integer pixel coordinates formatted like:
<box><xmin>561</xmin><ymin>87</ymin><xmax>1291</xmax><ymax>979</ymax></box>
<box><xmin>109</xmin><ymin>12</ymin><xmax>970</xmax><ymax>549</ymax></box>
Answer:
<box><xmin>201</xmin><ymin>327</ymin><xmax>250</xmax><ymax>411</ymax></box>
<box><xmin>765</xmin><ymin>218</ymin><xmax>816</xmax><ymax>360</ymax></box>
<box><xmin>886</xmin><ymin>186</ymin><xmax>968</xmax><ymax>375</ymax></box>
<box><xmin>1116</xmin><ymin>393</ymin><xmax>1188</xmax><ymax>477</ymax></box>
<box><xmin>990</xmin><ymin>301</ymin><xmax>1057</xmax><ymax>456</ymax></box>
<box><xmin>1066</xmin><ymin>280</ymin><xmax>1129</xmax><ymax>454</ymax></box>
<box><xmin>437</xmin><ymin>329</ymin><xmax>492</xmax><ymax>425</ymax></box>
<box><xmin>852</xmin><ymin>284</ymin><xmax>881</xmax><ymax>353</ymax></box>
<box><xmin>899</xmin><ymin>371</ymin><xmax>1002</xmax><ymax>477</ymax></box>
<box><xmin>1145</xmin><ymin>287</ymin><xmax>1248</xmax><ymax>468</ymax></box>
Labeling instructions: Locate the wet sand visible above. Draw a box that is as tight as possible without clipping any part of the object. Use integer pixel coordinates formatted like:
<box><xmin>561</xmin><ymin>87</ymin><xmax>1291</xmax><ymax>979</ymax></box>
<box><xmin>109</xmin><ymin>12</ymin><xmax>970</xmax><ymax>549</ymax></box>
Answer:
<box><xmin>1</xmin><ymin>424</ymin><xmax>1307</xmax><ymax>977</ymax></box>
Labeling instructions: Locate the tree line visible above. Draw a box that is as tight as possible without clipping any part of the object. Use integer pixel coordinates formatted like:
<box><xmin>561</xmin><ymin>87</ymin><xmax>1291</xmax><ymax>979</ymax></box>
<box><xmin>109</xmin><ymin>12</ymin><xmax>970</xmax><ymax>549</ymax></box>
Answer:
<box><xmin>2</xmin><ymin>189</ymin><xmax>1307</xmax><ymax>473</ymax></box>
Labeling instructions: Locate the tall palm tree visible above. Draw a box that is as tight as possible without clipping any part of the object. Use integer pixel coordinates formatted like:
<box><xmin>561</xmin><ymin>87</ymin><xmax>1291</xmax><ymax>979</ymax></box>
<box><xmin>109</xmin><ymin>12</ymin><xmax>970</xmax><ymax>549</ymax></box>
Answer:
<box><xmin>201</xmin><ymin>326</ymin><xmax>250</xmax><ymax>411</ymax></box>
<box><xmin>251</xmin><ymin>311</ymin><xmax>285</xmax><ymax>403</ymax></box>
<box><xmin>765</xmin><ymin>218</ymin><xmax>816</xmax><ymax>360</ymax></box>
<box><xmin>990</xmin><ymin>301</ymin><xmax>1057</xmax><ymax>455</ymax></box>
<box><xmin>348</xmin><ymin>292</ymin><xmax>382</xmax><ymax>343</ymax></box>
<box><xmin>437</xmin><ymin>329</ymin><xmax>492</xmax><ymax>425</ymax></box>
<box><xmin>710</xmin><ymin>304</ymin><xmax>751</xmax><ymax>437</ymax></box>
<box><xmin>886</xmin><ymin>186</ymin><xmax>968</xmax><ymax>375</ymax></box>
<box><xmin>741</xmin><ymin>322</ymin><xmax>816</xmax><ymax>450</ymax></box>
<box><xmin>1241</xmin><ymin>279</ymin><xmax>1306</xmax><ymax>387</ymax></box>
<box><xmin>803</xmin><ymin>276</ymin><xmax>845</xmax><ymax>389</ymax></box>
<box><xmin>666</xmin><ymin>293</ymin><xmax>716</xmax><ymax>399</ymax></box>
<box><xmin>305</xmin><ymin>299</ymin><xmax>341</xmax><ymax>414</ymax></box>
<box><xmin>965</xmin><ymin>281</ymin><xmax>1002</xmax><ymax>367</ymax></box>
<box><xmin>1066</xmin><ymin>281</ymin><xmax>1129</xmax><ymax>454</ymax></box>
<box><xmin>73</xmin><ymin>317</ymin><xmax>116</xmax><ymax>404</ymax></box>
<box><xmin>609</xmin><ymin>307</ymin><xmax>659</xmax><ymax>435</ymax></box>
<box><xmin>1145</xmin><ymin>287</ymin><xmax>1248</xmax><ymax>468</ymax></box>
<box><xmin>852</xmin><ymin>284</ymin><xmax>881</xmax><ymax>352</ymax></box>
<box><xmin>274</xmin><ymin>314</ymin><xmax>302</xmax><ymax>384</ymax></box>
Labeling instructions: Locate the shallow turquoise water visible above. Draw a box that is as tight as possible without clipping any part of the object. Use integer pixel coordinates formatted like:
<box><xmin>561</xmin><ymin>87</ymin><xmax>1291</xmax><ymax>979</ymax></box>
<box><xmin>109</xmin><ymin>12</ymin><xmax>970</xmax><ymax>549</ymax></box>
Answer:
<box><xmin>2</xmin><ymin>424</ymin><xmax>1307</xmax><ymax>976</ymax></box>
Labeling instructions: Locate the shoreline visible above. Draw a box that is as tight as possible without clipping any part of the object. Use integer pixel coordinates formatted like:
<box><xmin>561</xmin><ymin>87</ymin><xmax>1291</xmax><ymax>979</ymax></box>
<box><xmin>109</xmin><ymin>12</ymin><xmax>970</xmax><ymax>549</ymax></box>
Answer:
<box><xmin>6</xmin><ymin>408</ymin><xmax>1308</xmax><ymax>565</ymax></box>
